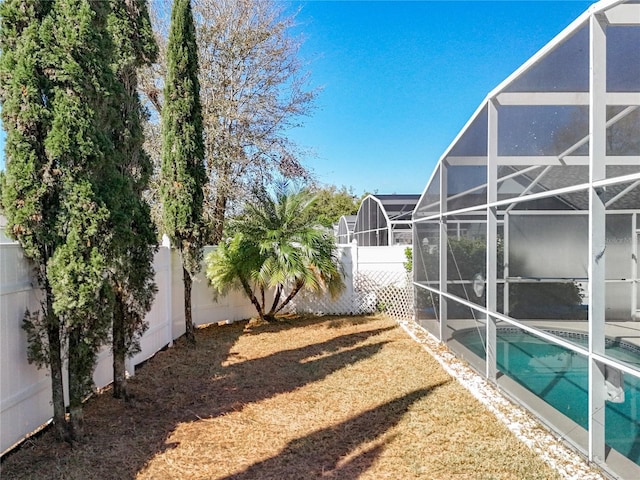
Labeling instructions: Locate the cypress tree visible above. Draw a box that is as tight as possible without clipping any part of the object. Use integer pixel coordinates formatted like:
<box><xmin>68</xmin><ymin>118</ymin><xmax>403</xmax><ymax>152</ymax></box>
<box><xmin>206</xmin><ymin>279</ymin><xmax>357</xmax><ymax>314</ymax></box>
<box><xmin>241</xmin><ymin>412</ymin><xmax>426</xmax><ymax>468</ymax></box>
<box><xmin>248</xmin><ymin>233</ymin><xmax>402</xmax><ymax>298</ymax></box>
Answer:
<box><xmin>106</xmin><ymin>0</ymin><xmax>158</xmax><ymax>400</ymax></box>
<box><xmin>1</xmin><ymin>0</ymin><xmax>127</xmax><ymax>439</ymax></box>
<box><xmin>160</xmin><ymin>0</ymin><xmax>205</xmax><ymax>344</ymax></box>
<box><xmin>44</xmin><ymin>0</ymin><xmax>120</xmax><ymax>438</ymax></box>
<box><xmin>0</xmin><ymin>0</ymin><xmax>68</xmax><ymax>441</ymax></box>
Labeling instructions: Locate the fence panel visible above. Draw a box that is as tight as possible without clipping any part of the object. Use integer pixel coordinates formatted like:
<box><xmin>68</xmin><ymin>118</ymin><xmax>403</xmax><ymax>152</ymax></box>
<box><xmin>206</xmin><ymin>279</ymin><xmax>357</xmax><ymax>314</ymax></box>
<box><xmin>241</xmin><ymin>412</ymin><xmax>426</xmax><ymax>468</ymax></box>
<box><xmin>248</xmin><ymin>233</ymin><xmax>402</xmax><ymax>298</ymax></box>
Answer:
<box><xmin>288</xmin><ymin>269</ymin><xmax>413</xmax><ymax>319</ymax></box>
<box><xmin>356</xmin><ymin>245</ymin><xmax>408</xmax><ymax>272</ymax></box>
<box><xmin>1</xmin><ymin>241</ymin><xmax>413</xmax><ymax>454</ymax></box>
<box><xmin>286</xmin><ymin>245</ymin><xmax>413</xmax><ymax>320</ymax></box>
<box><xmin>355</xmin><ymin>271</ymin><xmax>414</xmax><ymax>320</ymax></box>
<box><xmin>176</xmin><ymin>246</ymin><xmax>263</xmax><ymax>329</ymax></box>
<box><xmin>0</xmin><ymin>244</ymin><xmax>52</xmax><ymax>454</ymax></box>
<box><xmin>128</xmin><ymin>246</ymin><xmax>173</xmax><ymax>370</ymax></box>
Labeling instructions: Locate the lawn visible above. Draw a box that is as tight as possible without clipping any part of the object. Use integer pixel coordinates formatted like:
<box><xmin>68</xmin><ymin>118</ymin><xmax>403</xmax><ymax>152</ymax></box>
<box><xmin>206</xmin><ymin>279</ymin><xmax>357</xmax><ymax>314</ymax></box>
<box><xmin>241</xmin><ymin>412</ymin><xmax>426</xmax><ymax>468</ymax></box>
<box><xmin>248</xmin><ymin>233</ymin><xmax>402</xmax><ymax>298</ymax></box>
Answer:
<box><xmin>2</xmin><ymin>315</ymin><xmax>566</xmax><ymax>479</ymax></box>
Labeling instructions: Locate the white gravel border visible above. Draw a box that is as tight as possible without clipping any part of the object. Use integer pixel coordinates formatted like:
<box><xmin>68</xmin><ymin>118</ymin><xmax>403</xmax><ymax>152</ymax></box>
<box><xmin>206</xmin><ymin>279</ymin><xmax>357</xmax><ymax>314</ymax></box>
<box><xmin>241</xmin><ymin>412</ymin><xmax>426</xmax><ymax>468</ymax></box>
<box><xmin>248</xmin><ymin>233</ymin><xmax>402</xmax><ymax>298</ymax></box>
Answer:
<box><xmin>397</xmin><ymin>318</ymin><xmax>606</xmax><ymax>480</ymax></box>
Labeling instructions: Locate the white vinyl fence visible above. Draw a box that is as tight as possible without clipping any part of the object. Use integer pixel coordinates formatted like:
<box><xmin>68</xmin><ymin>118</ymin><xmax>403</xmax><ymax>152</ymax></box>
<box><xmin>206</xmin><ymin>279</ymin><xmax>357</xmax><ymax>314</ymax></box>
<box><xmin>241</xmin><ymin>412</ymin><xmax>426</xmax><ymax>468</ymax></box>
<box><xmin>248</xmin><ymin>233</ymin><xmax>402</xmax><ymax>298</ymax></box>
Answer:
<box><xmin>286</xmin><ymin>245</ymin><xmax>413</xmax><ymax>319</ymax></box>
<box><xmin>0</xmin><ymin>240</ymin><xmax>411</xmax><ymax>455</ymax></box>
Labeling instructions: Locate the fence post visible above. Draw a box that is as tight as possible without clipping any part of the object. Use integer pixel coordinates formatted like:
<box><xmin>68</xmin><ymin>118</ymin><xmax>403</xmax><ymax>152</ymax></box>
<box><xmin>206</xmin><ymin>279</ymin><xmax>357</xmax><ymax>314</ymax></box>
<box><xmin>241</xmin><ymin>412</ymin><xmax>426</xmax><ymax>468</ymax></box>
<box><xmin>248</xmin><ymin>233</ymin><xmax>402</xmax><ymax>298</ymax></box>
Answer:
<box><xmin>162</xmin><ymin>234</ymin><xmax>174</xmax><ymax>347</ymax></box>
<box><xmin>351</xmin><ymin>241</ymin><xmax>359</xmax><ymax>313</ymax></box>
<box><xmin>125</xmin><ymin>354</ymin><xmax>135</xmax><ymax>379</ymax></box>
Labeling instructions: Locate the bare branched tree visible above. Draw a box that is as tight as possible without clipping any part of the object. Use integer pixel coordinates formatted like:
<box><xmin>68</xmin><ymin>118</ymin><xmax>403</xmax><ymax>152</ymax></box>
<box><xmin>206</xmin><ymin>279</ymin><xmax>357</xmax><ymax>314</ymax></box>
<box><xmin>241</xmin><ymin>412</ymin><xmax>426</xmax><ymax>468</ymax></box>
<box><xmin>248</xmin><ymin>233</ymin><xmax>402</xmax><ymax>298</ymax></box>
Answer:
<box><xmin>141</xmin><ymin>0</ymin><xmax>318</xmax><ymax>243</ymax></box>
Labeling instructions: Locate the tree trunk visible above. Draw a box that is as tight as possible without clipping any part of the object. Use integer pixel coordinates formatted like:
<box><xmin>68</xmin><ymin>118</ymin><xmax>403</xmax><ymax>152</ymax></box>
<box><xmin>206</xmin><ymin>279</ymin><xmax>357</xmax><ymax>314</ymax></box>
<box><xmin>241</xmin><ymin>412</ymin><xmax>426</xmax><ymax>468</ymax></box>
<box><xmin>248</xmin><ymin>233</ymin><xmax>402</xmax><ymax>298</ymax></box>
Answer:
<box><xmin>45</xmin><ymin>289</ymin><xmax>69</xmax><ymax>442</ymax></box>
<box><xmin>210</xmin><ymin>193</ymin><xmax>227</xmax><ymax>244</ymax></box>
<box><xmin>239</xmin><ymin>277</ymin><xmax>264</xmax><ymax>320</ymax></box>
<box><xmin>112</xmin><ymin>293</ymin><xmax>128</xmax><ymax>400</ymax></box>
<box><xmin>275</xmin><ymin>280</ymin><xmax>305</xmax><ymax>314</ymax></box>
<box><xmin>67</xmin><ymin>328</ymin><xmax>84</xmax><ymax>441</ymax></box>
<box><xmin>184</xmin><ymin>266</ymin><xmax>195</xmax><ymax>344</ymax></box>
<box><xmin>265</xmin><ymin>284</ymin><xmax>282</xmax><ymax>320</ymax></box>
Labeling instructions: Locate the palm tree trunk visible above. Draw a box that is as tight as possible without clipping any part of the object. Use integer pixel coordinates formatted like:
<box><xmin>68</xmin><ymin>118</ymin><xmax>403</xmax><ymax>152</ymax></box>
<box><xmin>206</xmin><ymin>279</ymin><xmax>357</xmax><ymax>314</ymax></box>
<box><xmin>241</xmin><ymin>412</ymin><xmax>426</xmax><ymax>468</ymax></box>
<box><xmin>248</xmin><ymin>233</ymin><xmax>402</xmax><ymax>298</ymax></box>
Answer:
<box><xmin>240</xmin><ymin>277</ymin><xmax>265</xmax><ymax>320</ymax></box>
<box><xmin>275</xmin><ymin>280</ymin><xmax>304</xmax><ymax>314</ymax></box>
<box><xmin>260</xmin><ymin>285</ymin><xmax>265</xmax><ymax>312</ymax></box>
<box><xmin>266</xmin><ymin>284</ymin><xmax>282</xmax><ymax>319</ymax></box>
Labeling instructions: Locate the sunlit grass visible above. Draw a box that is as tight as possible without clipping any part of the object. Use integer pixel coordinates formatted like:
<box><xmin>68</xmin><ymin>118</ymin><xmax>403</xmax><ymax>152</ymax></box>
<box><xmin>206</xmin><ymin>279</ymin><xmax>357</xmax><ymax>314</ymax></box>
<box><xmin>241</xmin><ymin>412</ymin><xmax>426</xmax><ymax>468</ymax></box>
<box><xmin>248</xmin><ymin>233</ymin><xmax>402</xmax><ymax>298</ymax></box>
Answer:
<box><xmin>2</xmin><ymin>315</ymin><xmax>563</xmax><ymax>479</ymax></box>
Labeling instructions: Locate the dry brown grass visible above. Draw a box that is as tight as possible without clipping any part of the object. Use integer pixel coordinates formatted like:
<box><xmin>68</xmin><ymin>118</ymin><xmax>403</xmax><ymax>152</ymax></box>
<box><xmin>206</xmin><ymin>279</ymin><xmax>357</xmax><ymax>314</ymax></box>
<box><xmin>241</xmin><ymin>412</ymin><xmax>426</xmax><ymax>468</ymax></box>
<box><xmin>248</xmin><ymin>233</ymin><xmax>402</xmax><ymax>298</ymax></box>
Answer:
<box><xmin>1</xmin><ymin>315</ymin><xmax>562</xmax><ymax>479</ymax></box>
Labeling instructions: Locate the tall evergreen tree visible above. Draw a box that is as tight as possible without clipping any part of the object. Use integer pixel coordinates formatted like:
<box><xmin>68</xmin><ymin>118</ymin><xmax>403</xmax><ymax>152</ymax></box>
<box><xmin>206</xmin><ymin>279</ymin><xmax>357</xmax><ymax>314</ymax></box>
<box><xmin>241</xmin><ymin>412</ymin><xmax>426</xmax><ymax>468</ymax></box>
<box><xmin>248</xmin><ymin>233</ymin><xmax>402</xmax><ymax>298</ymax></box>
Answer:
<box><xmin>0</xmin><ymin>0</ymin><xmax>68</xmax><ymax>441</ymax></box>
<box><xmin>1</xmin><ymin>0</ymin><xmax>130</xmax><ymax>439</ymax></box>
<box><xmin>141</xmin><ymin>0</ymin><xmax>317</xmax><ymax>244</ymax></box>
<box><xmin>43</xmin><ymin>0</ymin><xmax>121</xmax><ymax>438</ymax></box>
<box><xmin>160</xmin><ymin>0</ymin><xmax>205</xmax><ymax>344</ymax></box>
<box><xmin>106</xmin><ymin>0</ymin><xmax>158</xmax><ymax>400</ymax></box>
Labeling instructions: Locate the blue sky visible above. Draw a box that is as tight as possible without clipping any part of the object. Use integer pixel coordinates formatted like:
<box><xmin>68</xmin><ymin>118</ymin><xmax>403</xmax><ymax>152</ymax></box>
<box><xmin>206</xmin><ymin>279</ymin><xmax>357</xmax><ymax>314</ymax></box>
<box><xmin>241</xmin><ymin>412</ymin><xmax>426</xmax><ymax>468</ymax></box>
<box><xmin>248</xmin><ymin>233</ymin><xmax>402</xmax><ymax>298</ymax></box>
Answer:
<box><xmin>0</xmin><ymin>0</ymin><xmax>596</xmax><ymax>197</ymax></box>
<box><xmin>287</xmin><ymin>0</ymin><xmax>595</xmax><ymax>195</ymax></box>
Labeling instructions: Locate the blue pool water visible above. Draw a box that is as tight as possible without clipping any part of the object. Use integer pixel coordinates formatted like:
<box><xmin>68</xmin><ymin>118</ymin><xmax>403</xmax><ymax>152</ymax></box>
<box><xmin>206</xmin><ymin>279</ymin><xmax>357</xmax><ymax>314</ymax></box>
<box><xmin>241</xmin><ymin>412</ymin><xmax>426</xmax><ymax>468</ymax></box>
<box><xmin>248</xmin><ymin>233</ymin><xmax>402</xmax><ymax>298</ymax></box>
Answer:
<box><xmin>458</xmin><ymin>329</ymin><xmax>640</xmax><ymax>466</ymax></box>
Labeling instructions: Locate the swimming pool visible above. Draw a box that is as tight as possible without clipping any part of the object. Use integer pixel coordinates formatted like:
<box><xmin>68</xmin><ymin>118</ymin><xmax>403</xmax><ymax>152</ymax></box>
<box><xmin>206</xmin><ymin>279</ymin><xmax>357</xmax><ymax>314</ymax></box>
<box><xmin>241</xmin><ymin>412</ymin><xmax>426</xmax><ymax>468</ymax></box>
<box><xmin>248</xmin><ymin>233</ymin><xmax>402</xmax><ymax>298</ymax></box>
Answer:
<box><xmin>457</xmin><ymin>328</ymin><xmax>640</xmax><ymax>466</ymax></box>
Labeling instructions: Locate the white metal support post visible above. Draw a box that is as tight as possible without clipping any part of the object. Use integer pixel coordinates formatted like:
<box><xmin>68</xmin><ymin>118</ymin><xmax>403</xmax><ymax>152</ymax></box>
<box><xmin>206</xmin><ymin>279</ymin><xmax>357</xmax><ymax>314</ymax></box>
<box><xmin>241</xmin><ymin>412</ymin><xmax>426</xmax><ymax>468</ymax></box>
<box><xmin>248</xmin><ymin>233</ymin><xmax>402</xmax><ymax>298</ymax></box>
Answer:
<box><xmin>486</xmin><ymin>100</ymin><xmax>499</xmax><ymax>381</ymax></box>
<box><xmin>503</xmin><ymin>213</ymin><xmax>510</xmax><ymax>316</ymax></box>
<box><xmin>439</xmin><ymin>163</ymin><xmax>449</xmax><ymax>342</ymax></box>
<box><xmin>632</xmin><ymin>213</ymin><xmax>638</xmax><ymax>319</ymax></box>
<box><xmin>588</xmin><ymin>11</ymin><xmax>608</xmax><ymax>465</ymax></box>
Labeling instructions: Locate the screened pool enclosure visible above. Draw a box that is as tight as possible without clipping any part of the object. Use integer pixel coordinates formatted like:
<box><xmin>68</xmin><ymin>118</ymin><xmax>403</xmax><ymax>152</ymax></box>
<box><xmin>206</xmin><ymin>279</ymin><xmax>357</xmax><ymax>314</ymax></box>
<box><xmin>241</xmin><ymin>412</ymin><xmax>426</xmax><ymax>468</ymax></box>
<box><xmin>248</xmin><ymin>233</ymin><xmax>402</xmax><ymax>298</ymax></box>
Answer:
<box><xmin>412</xmin><ymin>1</ymin><xmax>640</xmax><ymax>478</ymax></box>
<box><xmin>354</xmin><ymin>194</ymin><xmax>419</xmax><ymax>246</ymax></box>
<box><xmin>336</xmin><ymin>215</ymin><xmax>356</xmax><ymax>244</ymax></box>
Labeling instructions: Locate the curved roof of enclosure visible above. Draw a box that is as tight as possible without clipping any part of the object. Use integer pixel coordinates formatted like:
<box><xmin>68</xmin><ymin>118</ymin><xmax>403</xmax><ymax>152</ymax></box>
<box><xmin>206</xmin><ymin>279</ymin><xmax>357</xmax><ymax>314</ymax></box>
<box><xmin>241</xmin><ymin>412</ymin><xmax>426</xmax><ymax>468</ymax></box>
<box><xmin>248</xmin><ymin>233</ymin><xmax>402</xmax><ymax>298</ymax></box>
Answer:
<box><xmin>336</xmin><ymin>215</ymin><xmax>357</xmax><ymax>244</ymax></box>
<box><xmin>354</xmin><ymin>194</ymin><xmax>420</xmax><ymax>246</ymax></box>
<box><xmin>339</xmin><ymin>214</ymin><xmax>357</xmax><ymax>228</ymax></box>
<box><xmin>371</xmin><ymin>194</ymin><xmax>421</xmax><ymax>221</ymax></box>
<box><xmin>414</xmin><ymin>0</ymin><xmax>640</xmax><ymax>219</ymax></box>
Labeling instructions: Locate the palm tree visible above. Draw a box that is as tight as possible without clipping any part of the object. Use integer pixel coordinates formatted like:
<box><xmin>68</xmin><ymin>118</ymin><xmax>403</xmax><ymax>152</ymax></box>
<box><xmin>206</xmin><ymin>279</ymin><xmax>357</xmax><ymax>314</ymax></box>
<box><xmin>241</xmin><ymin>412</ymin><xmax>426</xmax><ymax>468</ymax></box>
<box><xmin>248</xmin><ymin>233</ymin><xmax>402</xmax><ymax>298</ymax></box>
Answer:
<box><xmin>205</xmin><ymin>185</ymin><xmax>345</xmax><ymax>322</ymax></box>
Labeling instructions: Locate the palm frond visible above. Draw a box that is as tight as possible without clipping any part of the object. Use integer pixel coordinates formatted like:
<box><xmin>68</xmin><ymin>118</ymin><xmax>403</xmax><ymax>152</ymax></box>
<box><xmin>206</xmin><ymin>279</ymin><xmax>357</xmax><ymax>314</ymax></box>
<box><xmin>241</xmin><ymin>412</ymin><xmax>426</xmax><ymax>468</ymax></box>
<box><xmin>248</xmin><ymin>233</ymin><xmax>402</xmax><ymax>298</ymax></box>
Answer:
<box><xmin>206</xmin><ymin>184</ymin><xmax>345</xmax><ymax>320</ymax></box>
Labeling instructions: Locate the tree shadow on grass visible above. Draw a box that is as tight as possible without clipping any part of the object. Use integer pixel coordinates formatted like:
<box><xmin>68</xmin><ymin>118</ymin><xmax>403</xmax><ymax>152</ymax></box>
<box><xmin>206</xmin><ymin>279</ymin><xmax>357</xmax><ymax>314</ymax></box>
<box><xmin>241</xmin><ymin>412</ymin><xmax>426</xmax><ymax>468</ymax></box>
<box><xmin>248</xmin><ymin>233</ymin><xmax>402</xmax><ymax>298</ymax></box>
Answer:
<box><xmin>221</xmin><ymin>383</ymin><xmax>449</xmax><ymax>480</ymax></box>
<box><xmin>0</xmin><ymin>317</ymin><xmax>397</xmax><ymax>479</ymax></box>
<box><xmin>238</xmin><ymin>313</ymin><xmax>383</xmax><ymax>336</ymax></box>
<box><xmin>172</xmin><ymin>325</ymin><xmax>396</xmax><ymax>421</ymax></box>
